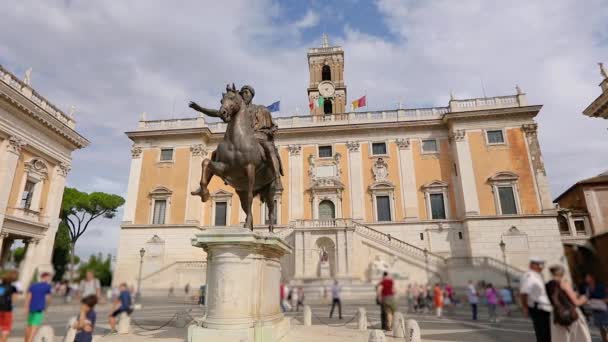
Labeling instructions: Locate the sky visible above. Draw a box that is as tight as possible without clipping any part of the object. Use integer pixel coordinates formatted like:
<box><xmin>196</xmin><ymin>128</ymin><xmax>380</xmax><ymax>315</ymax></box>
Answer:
<box><xmin>1</xmin><ymin>0</ymin><xmax>607</xmax><ymax>258</ymax></box>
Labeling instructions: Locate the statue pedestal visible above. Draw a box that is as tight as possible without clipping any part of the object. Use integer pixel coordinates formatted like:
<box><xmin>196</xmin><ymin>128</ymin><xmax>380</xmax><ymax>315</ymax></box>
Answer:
<box><xmin>319</xmin><ymin>261</ymin><xmax>331</xmax><ymax>278</ymax></box>
<box><xmin>188</xmin><ymin>228</ymin><xmax>292</xmax><ymax>342</ymax></box>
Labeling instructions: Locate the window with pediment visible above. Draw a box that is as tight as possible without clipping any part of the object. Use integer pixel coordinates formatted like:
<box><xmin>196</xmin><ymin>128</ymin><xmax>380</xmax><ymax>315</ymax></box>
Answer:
<box><xmin>16</xmin><ymin>158</ymin><xmax>49</xmax><ymax>212</ymax></box>
<box><xmin>149</xmin><ymin>186</ymin><xmax>172</xmax><ymax>224</ymax></box>
<box><xmin>488</xmin><ymin>172</ymin><xmax>521</xmax><ymax>215</ymax></box>
<box><xmin>211</xmin><ymin>190</ymin><xmax>233</xmax><ymax>227</ymax></box>
<box><xmin>422</xmin><ymin>180</ymin><xmax>449</xmax><ymax>220</ymax></box>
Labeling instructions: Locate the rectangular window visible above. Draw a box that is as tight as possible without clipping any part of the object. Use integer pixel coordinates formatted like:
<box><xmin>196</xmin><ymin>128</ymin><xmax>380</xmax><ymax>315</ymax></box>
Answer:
<box><xmin>498</xmin><ymin>186</ymin><xmax>517</xmax><ymax>215</ymax></box>
<box><xmin>372</xmin><ymin>142</ymin><xmax>387</xmax><ymax>155</ymax></box>
<box><xmin>215</xmin><ymin>202</ymin><xmax>227</xmax><ymax>226</ymax></box>
<box><xmin>20</xmin><ymin>181</ymin><xmax>36</xmax><ymax>209</ymax></box>
<box><xmin>419</xmin><ymin>233</ymin><xmax>424</xmax><ymax>241</ymax></box>
<box><xmin>487</xmin><ymin>130</ymin><xmax>505</xmax><ymax>144</ymax></box>
<box><xmin>574</xmin><ymin>220</ymin><xmax>586</xmax><ymax>234</ymax></box>
<box><xmin>376</xmin><ymin>196</ymin><xmax>391</xmax><ymax>221</ymax></box>
<box><xmin>429</xmin><ymin>193</ymin><xmax>446</xmax><ymax>220</ymax></box>
<box><xmin>152</xmin><ymin>199</ymin><xmax>167</xmax><ymax>224</ymax></box>
<box><xmin>318</xmin><ymin>145</ymin><xmax>332</xmax><ymax>158</ymax></box>
<box><xmin>422</xmin><ymin>139</ymin><xmax>438</xmax><ymax>153</ymax></box>
<box><xmin>160</xmin><ymin>148</ymin><xmax>174</xmax><ymax>161</ymax></box>
<box><xmin>265</xmin><ymin>200</ymin><xmax>278</xmax><ymax>225</ymax></box>
<box><xmin>458</xmin><ymin>232</ymin><xmax>463</xmax><ymax>240</ymax></box>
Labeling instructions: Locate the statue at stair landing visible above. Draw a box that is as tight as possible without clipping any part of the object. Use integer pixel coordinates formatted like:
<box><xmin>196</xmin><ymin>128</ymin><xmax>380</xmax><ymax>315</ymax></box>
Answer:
<box><xmin>371</xmin><ymin>255</ymin><xmax>390</xmax><ymax>279</ymax></box>
<box><xmin>319</xmin><ymin>247</ymin><xmax>331</xmax><ymax>278</ymax></box>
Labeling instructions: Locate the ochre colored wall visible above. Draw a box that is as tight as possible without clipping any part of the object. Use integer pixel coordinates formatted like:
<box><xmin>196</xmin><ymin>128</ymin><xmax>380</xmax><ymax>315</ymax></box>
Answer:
<box><xmin>469</xmin><ymin>128</ymin><xmax>539</xmax><ymax>215</ymax></box>
<box><xmin>6</xmin><ymin>150</ymin><xmax>55</xmax><ymax>215</ymax></box>
<box><xmin>279</xmin><ymin>146</ymin><xmax>290</xmax><ymax>225</ymax></box>
<box><xmin>335</xmin><ymin>143</ymin><xmax>351</xmax><ymax>219</ymax></box>
<box><xmin>302</xmin><ymin>146</ymin><xmax>315</xmax><ymax>220</ymax></box>
<box><xmin>135</xmin><ymin>147</ymin><xmax>190</xmax><ymax>224</ymax></box>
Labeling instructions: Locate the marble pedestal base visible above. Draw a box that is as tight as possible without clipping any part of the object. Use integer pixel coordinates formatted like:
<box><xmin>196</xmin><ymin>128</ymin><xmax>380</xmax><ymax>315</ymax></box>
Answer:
<box><xmin>188</xmin><ymin>228</ymin><xmax>292</xmax><ymax>342</ymax></box>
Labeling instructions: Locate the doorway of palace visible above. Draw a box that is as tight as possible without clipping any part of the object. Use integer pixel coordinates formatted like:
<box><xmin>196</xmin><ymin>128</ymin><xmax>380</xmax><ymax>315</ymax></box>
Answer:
<box><xmin>318</xmin><ymin>200</ymin><xmax>336</xmax><ymax>220</ymax></box>
<box><xmin>315</xmin><ymin>237</ymin><xmax>336</xmax><ymax>278</ymax></box>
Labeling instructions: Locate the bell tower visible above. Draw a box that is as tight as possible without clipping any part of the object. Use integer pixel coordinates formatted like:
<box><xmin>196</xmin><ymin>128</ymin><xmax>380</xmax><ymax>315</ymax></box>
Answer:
<box><xmin>307</xmin><ymin>34</ymin><xmax>347</xmax><ymax>115</ymax></box>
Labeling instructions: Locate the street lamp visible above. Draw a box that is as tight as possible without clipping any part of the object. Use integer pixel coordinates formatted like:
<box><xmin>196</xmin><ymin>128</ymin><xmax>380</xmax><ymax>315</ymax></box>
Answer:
<box><xmin>423</xmin><ymin>248</ymin><xmax>429</xmax><ymax>283</ymax></box>
<box><xmin>136</xmin><ymin>248</ymin><xmax>145</xmax><ymax>303</ymax></box>
<box><xmin>499</xmin><ymin>239</ymin><xmax>512</xmax><ymax>295</ymax></box>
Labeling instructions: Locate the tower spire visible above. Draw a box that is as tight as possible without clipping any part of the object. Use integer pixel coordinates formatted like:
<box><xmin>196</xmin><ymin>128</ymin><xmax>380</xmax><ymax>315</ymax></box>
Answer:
<box><xmin>321</xmin><ymin>33</ymin><xmax>329</xmax><ymax>48</ymax></box>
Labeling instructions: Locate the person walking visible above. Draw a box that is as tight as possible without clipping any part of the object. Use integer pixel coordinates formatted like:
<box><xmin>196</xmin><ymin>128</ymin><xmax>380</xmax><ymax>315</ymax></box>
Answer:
<box><xmin>499</xmin><ymin>286</ymin><xmax>512</xmax><ymax>316</ymax></box>
<box><xmin>485</xmin><ymin>283</ymin><xmax>498</xmax><ymax>323</ymax></box>
<box><xmin>466</xmin><ymin>280</ymin><xmax>479</xmax><ymax>321</ymax></box>
<box><xmin>78</xmin><ymin>271</ymin><xmax>101</xmax><ymax>300</ymax></box>
<box><xmin>406</xmin><ymin>284</ymin><xmax>415</xmax><ymax>313</ymax></box>
<box><xmin>520</xmin><ymin>257</ymin><xmax>552</xmax><ymax>342</ymax></box>
<box><xmin>73</xmin><ymin>295</ymin><xmax>98</xmax><ymax>342</ymax></box>
<box><xmin>295</xmin><ymin>287</ymin><xmax>304</xmax><ymax>312</ymax></box>
<box><xmin>378</xmin><ymin>272</ymin><xmax>396</xmax><ymax>331</ymax></box>
<box><xmin>329</xmin><ymin>280</ymin><xmax>342</xmax><ymax>319</ymax></box>
<box><xmin>584</xmin><ymin>274</ymin><xmax>608</xmax><ymax>342</ymax></box>
<box><xmin>279</xmin><ymin>282</ymin><xmax>290</xmax><ymax>312</ymax></box>
<box><xmin>433</xmin><ymin>283</ymin><xmax>444</xmax><ymax>318</ymax></box>
<box><xmin>375</xmin><ymin>283</ymin><xmax>387</xmax><ymax>330</ymax></box>
<box><xmin>24</xmin><ymin>272</ymin><xmax>53</xmax><ymax>342</ymax></box>
<box><xmin>108</xmin><ymin>283</ymin><xmax>133</xmax><ymax>333</ymax></box>
<box><xmin>0</xmin><ymin>270</ymin><xmax>19</xmax><ymax>342</ymax></box>
<box><xmin>545</xmin><ymin>265</ymin><xmax>591</xmax><ymax>342</ymax></box>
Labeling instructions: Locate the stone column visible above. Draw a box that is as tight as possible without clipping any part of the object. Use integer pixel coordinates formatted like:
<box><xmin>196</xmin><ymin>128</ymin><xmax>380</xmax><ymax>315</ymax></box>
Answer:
<box><xmin>451</xmin><ymin>130</ymin><xmax>480</xmax><ymax>216</ymax></box>
<box><xmin>33</xmin><ymin>162</ymin><xmax>70</xmax><ymax>272</ymax></box>
<box><xmin>346</xmin><ymin>142</ymin><xmax>365</xmax><ymax>220</ymax></box>
<box><xmin>522</xmin><ymin>124</ymin><xmax>554</xmax><ymax>213</ymax></box>
<box><xmin>19</xmin><ymin>238</ymin><xmax>41</xmax><ymax>287</ymax></box>
<box><xmin>122</xmin><ymin>146</ymin><xmax>143</xmax><ymax>223</ymax></box>
<box><xmin>0</xmin><ymin>136</ymin><xmax>25</xmax><ymax>223</ymax></box>
<box><xmin>186</xmin><ymin>144</ymin><xmax>206</xmax><ymax>224</ymax></box>
<box><xmin>288</xmin><ymin>145</ymin><xmax>303</xmax><ymax>221</ymax></box>
<box><xmin>396</xmin><ymin>138</ymin><xmax>418</xmax><ymax>220</ymax></box>
<box><xmin>0</xmin><ymin>233</ymin><xmax>8</xmax><ymax>267</ymax></box>
<box><xmin>335</xmin><ymin>230</ymin><xmax>346</xmax><ymax>277</ymax></box>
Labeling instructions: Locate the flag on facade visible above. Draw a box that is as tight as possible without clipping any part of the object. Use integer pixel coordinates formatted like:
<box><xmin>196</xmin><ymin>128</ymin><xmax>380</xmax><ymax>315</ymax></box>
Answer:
<box><xmin>317</xmin><ymin>96</ymin><xmax>325</xmax><ymax>108</ymax></box>
<box><xmin>351</xmin><ymin>95</ymin><xmax>366</xmax><ymax>110</ymax></box>
<box><xmin>309</xmin><ymin>100</ymin><xmax>315</xmax><ymax>110</ymax></box>
<box><xmin>266</xmin><ymin>101</ymin><xmax>280</xmax><ymax>112</ymax></box>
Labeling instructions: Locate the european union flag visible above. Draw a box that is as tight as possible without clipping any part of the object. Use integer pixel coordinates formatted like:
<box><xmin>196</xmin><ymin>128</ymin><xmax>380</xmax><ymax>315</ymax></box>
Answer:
<box><xmin>266</xmin><ymin>101</ymin><xmax>280</xmax><ymax>112</ymax></box>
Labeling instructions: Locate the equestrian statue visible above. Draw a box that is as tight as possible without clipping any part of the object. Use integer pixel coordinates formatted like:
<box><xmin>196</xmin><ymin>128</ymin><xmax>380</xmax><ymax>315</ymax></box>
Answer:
<box><xmin>189</xmin><ymin>84</ymin><xmax>283</xmax><ymax>232</ymax></box>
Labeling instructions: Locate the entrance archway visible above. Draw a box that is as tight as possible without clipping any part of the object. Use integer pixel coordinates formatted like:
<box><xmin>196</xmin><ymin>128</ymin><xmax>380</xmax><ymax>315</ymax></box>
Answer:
<box><xmin>318</xmin><ymin>200</ymin><xmax>335</xmax><ymax>220</ymax></box>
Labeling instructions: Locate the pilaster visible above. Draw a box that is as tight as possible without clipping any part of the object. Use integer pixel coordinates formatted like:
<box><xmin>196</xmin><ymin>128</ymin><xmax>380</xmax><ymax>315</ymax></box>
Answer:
<box><xmin>122</xmin><ymin>146</ymin><xmax>143</xmax><ymax>223</ymax></box>
<box><xmin>346</xmin><ymin>142</ymin><xmax>365</xmax><ymax>220</ymax></box>
<box><xmin>186</xmin><ymin>144</ymin><xmax>206</xmax><ymax>224</ymax></box>
<box><xmin>0</xmin><ymin>136</ymin><xmax>25</xmax><ymax>224</ymax></box>
<box><xmin>522</xmin><ymin>124</ymin><xmax>555</xmax><ymax>213</ymax></box>
<box><xmin>396</xmin><ymin>138</ymin><xmax>418</xmax><ymax>219</ymax></box>
<box><xmin>288</xmin><ymin>145</ymin><xmax>304</xmax><ymax>220</ymax></box>
<box><xmin>451</xmin><ymin>130</ymin><xmax>480</xmax><ymax>216</ymax></box>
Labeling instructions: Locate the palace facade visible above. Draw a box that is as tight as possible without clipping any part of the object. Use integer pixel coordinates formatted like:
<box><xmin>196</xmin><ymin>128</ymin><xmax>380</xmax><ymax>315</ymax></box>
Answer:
<box><xmin>0</xmin><ymin>66</ymin><xmax>89</xmax><ymax>287</ymax></box>
<box><xmin>114</xmin><ymin>39</ymin><xmax>566</xmax><ymax>295</ymax></box>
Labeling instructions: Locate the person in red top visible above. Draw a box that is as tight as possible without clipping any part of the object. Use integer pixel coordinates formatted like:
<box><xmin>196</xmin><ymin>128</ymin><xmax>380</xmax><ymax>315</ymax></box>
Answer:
<box><xmin>377</xmin><ymin>272</ymin><xmax>396</xmax><ymax>331</ymax></box>
<box><xmin>433</xmin><ymin>283</ymin><xmax>444</xmax><ymax>317</ymax></box>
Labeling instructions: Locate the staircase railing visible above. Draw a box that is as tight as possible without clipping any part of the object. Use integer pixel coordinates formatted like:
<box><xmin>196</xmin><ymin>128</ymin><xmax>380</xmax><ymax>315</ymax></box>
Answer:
<box><xmin>446</xmin><ymin>256</ymin><xmax>524</xmax><ymax>279</ymax></box>
<box><xmin>142</xmin><ymin>260</ymin><xmax>206</xmax><ymax>281</ymax></box>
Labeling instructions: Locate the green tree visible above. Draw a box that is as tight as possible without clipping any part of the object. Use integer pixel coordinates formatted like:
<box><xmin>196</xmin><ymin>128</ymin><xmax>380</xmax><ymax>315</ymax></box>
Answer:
<box><xmin>51</xmin><ymin>223</ymin><xmax>71</xmax><ymax>281</ymax></box>
<box><xmin>60</xmin><ymin>187</ymin><xmax>124</xmax><ymax>283</ymax></box>
<box><xmin>12</xmin><ymin>247</ymin><xmax>26</xmax><ymax>265</ymax></box>
<box><xmin>78</xmin><ymin>253</ymin><xmax>112</xmax><ymax>286</ymax></box>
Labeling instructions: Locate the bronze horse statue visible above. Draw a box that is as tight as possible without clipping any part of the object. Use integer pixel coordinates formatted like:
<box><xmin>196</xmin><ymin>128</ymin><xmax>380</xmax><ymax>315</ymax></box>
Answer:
<box><xmin>191</xmin><ymin>84</ymin><xmax>278</xmax><ymax>232</ymax></box>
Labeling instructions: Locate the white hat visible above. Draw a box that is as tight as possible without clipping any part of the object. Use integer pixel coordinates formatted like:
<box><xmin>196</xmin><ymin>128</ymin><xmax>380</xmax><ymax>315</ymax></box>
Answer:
<box><xmin>529</xmin><ymin>256</ymin><xmax>545</xmax><ymax>264</ymax></box>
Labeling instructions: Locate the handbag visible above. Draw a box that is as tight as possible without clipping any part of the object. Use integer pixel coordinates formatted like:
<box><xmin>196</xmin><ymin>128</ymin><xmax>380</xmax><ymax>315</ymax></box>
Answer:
<box><xmin>547</xmin><ymin>281</ymin><xmax>578</xmax><ymax>327</ymax></box>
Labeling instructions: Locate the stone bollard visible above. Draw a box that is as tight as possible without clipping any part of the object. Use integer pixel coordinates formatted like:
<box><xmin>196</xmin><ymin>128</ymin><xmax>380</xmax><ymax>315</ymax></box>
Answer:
<box><xmin>368</xmin><ymin>329</ymin><xmax>386</xmax><ymax>342</ymax></box>
<box><xmin>404</xmin><ymin>319</ymin><xmax>421</xmax><ymax>342</ymax></box>
<box><xmin>357</xmin><ymin>307</ymin><xmax>367</xmax><ymax>331</ymax></box>
<box><xmin>393</xmin><ymin>312</ymin><xmax>405</xmax><ymax>338</ymax></box>
<box><xmin>34</xmin><ymin>325</ymin><xmax>54</xmax><ymax>342</ymax></box>
<box><xmin>63</xmin><ymin>318</ymin><xmax>77</xmax><ymax>342</ymax></box>
<box><xmin>118</xmin><ymin>312</ymin><xmax>131</xmax><ymax>334</ymax></box>
<box><xmin>303</xmin><ymin>305</ymin><xmax>312</xmax><ymax>326</ymax></box>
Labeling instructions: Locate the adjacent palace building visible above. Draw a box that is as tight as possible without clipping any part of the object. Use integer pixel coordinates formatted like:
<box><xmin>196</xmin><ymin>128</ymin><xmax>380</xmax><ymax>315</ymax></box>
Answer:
<box><xmin>0</xmin><ymin>66</ymin><xmax>88</xmax><ymax>287</ymax></box>
<box><xmin>114</xmin><ymin>38</ymin><xmax>567</xmax><ymax>294</ymax></box>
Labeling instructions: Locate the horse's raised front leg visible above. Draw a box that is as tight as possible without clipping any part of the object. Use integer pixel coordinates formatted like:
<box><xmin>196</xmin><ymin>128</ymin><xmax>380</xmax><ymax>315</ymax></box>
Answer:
<box><xmin>191</xmin><ymin>157</ymin><xmax>215</xmax><ymax>202</ymax></box>
<box><xmin>261</xmin><ymin>184</ymin><xmax>276</xmax><ymax>233</ymax></box>
<box><xmin>244</xmin><ymin>163</ymin><xmax>256</xmax><ymax>230</ymax></box>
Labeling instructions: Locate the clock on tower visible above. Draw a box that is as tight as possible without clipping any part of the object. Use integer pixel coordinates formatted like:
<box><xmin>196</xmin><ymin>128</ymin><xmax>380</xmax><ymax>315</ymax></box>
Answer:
<box><xmin>307</xmin><ymin>34</ymin><xmax>347</xmax><ymax>116</ymax></box>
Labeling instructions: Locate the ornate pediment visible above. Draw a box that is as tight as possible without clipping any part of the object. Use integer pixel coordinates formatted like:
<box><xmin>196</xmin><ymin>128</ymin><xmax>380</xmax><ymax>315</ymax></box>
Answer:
<box><xmin>421</xmin><ymin>180</ymin><xmax>449</xmax><ymax>190</ymax></box>
<box><xmin>147</xmin><ymin>234</ymin><xmax>165</xmax><ymax>244</ymax></box>
<box><xmin>369</xmin><ymin>180</ymin><xmax>395</xmax><ymax>192</ymax></box>
<box><xmin>210</xmin><ymin>189</ymin><xmax>233</xmax><ymax>199</ymax></box>
<box><xmin>308</xmin><ymin>152</ymin><xmax>342</xmax><ymax>184</ymax></box>
<box><xmin>24</xmin><ymin>158</ymin><xmax>49</xmax><ymax>180</ymax></box>
<box><xmin>488</xmin><ymin>171</ymin><xmax>519</xmax><ymax>183</ymax></box>
<box><xmin>149</xmin><ymin>186</ymin><xmax>173</xmax><ymax>198</ymax></box>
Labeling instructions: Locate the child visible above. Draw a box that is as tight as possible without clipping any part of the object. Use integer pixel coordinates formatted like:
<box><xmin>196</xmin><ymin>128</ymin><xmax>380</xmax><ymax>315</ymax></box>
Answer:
<box><xmin>109</xmin><ymin>283</ymin><xmax>133</xmax><ymax>332</ymax></box>
<box><xmin>74</xmin><ymin>295</ymin><xmax>98</xmax><ymax>342</ymax></box>
<box><xmin>0</xmin><ymin>270</ymin><xmax>19</xmax><ymax>342</ymax></box>
<box><xmin>24</xmin><ymin>272</ymin><xmax>52</xmax><ymax>342</ymax></box>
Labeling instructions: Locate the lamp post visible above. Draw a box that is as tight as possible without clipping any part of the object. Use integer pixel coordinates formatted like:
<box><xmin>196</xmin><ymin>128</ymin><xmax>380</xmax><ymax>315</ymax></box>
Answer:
<box><xmin>136</xmin><ymin>248</ymin><xmax>145</xmax><ymax>303</ymax></box>
<box><xmin>423</xmin><ymin>248</ymin><xmax>429</xmax><ymax>283</ymax></box>
<box><xmin>499</xmin><ymin>239</ymin><xmax>512</xmax><ymax>294</ymax></box>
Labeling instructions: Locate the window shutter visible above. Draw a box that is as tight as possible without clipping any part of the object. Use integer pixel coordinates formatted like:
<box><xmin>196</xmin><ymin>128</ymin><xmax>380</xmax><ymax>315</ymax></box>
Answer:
<box><xmin>430</xmin><ymin>193</ymin><xmax>446</xmax><ymax>219</ymax></box>
<box><xmin>498</xmin><ymin>187</ymin><xmax>517</xmax><ymax>214</ymax></box>
<box><xmin>215</xmin><ymin>202</ymin><xmax>227</xmax><ymax>226</ymax></box>
<box><xmin>376</xmin><ymin>196</ymin><xmax>391</xmax><ymax>221</ymax></box>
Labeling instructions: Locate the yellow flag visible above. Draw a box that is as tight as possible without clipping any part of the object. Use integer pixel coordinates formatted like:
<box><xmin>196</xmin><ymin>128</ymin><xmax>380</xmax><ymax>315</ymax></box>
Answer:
<box><xmin>352</xmin><ymin>99</ymin><xmax>359</xmax><ymax>110</ymax></box>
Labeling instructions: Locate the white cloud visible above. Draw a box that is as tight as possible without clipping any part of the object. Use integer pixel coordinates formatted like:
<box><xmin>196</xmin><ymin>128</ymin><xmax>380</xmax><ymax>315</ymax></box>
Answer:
<box><xmin>293</xmin><ymin>10</ymin><xmax>319</xmax><ymax>30</ymax></box>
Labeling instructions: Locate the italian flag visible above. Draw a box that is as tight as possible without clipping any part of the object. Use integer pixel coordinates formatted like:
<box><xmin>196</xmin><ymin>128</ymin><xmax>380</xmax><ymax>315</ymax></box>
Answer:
<box><xmin>351</xmin><ymin>95</ymin><xmax>366</xmax><ymax>110</ymax></box>
<box><xmin>310</xmin><ymin>96</ymin><xmax>325</xmax><ymax>111</ymax></box>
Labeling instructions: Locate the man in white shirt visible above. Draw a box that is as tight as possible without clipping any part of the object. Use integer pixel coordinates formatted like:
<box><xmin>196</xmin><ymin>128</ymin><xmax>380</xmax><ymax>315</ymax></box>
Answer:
<box><xmin>329</xmin><ymin>280</ymin><xmax>342</xmax><ymax>319</ymax></box>
<box><xmin>466</xmin><ymin>280</ymin><xmax>479</xmax><ymax>320</ymax></box>
<box><xmin>79</xmin><ymin>271</ymin><xmax>101</xmax><ymax>299</ymax></box>
<box><xmin>520</xmin><ymin>257</ymin><xmax>551</xmax><ymax>342</ymax></box>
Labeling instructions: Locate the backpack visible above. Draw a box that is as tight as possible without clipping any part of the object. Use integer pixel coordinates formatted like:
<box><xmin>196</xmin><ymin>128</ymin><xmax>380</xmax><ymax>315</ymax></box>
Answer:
<box><xmin>0</xmin><ymin>284</ymin><xmax>12</xmax><ymax>308</ymax></box>
<box><xmin>547</xmin><ymin>280</ymin><xmax>578</xmax><ymax>327</ymax></box>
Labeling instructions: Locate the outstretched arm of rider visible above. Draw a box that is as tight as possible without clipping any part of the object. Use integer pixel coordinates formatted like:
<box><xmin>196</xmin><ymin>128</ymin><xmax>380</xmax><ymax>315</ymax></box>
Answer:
<box><xmin>189</xmin><ymin>102</ymin><xmax>221</xmax><ymax>117</ymax></box>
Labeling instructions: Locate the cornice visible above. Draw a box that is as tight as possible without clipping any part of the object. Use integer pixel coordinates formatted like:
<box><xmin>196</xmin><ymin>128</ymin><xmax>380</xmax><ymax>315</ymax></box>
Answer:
<box><xmin>0</xmin><ymin>83</ymin><xmax>89</xmax><ymax>149</ymax></box>
<box><xmin>443</xmin><ymin>105</ymin><xmax>542</xmax><ymax>122</ymax></box>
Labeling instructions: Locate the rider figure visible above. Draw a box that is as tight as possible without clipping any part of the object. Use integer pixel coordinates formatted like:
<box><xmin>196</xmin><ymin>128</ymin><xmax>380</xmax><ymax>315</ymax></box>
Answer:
<box><xmin>189</xmin><ymin>85</ymin><xmax>283</xmax><ymax>191</ymax></box>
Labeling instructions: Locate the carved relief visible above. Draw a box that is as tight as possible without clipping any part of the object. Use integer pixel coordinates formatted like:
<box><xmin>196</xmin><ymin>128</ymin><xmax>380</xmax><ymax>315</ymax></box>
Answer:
<box><xmin>395</xmin><ymin>138</ymin><xmax>410</xmax><ymax>150</ymax></box>
<box><xmin>521</xmin><ymin>124</ymin><xmax>546</xmax><ymax>175</ymax></box>
<box><xmin>24</xmin><ymin>159</ymin><xmax>49</xmax><ymax>180</ymax></box>
<box><xmin>288</xmin><ymin>144</ymin><xmax>301</xmax><ymax>156</ymax></box>
<box><xmin>190</xmin><ymin>144</ymin><xmax>207</xmax><ymax>157</ymax></box>
<box><xmin>372</xmin><ymin>158</ymin><xmax>389</xmax><ymax>182</ymax></box>
<box><xmin>451</xmin><ymin>130</ymin><xmax>466</xmax><ymax>141</ymax></box>
<box><xmin>7</xmin><ymin>136</ymin><xmax>26</xmax><ymax>155</ymax></box>
<box><xmin>58</xmin><ymin>162</ymin><xmax>71</xmax><ymax>177</ymax></box>
<box><xmin>346</xmin><ymin>141</ymin><xmax>360</xmax><ymax>152</ymax></box>
<box><xmin>131</xmin><ymin>146</ymin><xmax>143</xmax><ymax>158</ymax></box>
<box><xmin>522</xmin><ymin>123</ymin><xmax>538</xmax><ymax>138</ymax></box>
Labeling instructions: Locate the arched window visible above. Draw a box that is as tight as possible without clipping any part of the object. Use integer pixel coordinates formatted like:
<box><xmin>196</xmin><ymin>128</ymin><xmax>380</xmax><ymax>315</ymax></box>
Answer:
<box><xmin>558</xmin><ymin>215</ymin><xmax>570</xmax><ymax>235</ymax></box>
<box><xmin>322</xmin><ymin>65</ymin><xmax>331</xmax><ymax>81</ymax></box>
<box><xmin>318</xmin><ymin>200</ymin><xmax>335</xmax><ymax>219</ymax></box>
<box><xmin>324</xmin><ymin>98</ymin><xmax>333</xmax><ymax>114</ymax></box>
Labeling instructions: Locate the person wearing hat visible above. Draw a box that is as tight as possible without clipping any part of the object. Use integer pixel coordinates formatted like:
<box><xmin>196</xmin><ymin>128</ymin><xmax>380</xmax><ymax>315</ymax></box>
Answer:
<box><xmin>520</xmin><ymin>257</ymin><xmax>552</xmax><ymax>342</ymax></box>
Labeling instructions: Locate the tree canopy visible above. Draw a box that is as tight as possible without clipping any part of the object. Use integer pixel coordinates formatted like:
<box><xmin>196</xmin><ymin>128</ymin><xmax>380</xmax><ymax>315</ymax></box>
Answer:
<box><xmin>78</xmin><ymin>253</ymin><xmax>113</xmax><ymax>286</ymax></box>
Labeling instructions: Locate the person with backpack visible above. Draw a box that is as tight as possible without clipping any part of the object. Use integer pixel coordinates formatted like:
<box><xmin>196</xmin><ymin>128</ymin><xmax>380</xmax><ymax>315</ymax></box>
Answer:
<box><xmin>545</xmin><ymin>264</ymin><xmax>591</xmax><ymax>342</ymax></box>
<box><xmin>0</xmin><ymin>270</ymin><xmax>19</xmax><ymax>342</ymax></box>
